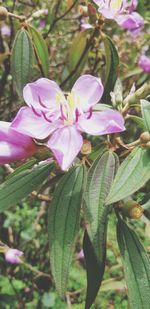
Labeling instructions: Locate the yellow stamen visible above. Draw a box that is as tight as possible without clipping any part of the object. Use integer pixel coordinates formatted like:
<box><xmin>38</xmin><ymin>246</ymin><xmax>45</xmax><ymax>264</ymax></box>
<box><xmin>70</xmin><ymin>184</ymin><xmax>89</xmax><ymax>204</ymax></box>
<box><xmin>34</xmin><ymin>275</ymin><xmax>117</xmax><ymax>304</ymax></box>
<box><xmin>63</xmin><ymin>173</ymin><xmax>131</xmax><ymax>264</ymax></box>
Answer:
<box><xmin>110</xmin><ymin>0</ymin><xmax>122</xmax><ymax>10</ymax></box>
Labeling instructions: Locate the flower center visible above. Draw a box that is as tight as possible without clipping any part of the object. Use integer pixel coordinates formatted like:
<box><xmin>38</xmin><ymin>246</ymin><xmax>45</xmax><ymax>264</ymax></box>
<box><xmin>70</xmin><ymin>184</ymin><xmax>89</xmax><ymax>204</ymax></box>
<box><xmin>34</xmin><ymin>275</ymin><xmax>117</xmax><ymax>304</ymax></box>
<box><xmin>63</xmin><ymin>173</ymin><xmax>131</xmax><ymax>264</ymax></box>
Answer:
<box><xmin>56</xmin><ymin>91</ymin><xmax>81</xmax><ymax>125</ymax></box>
<box><xmin>109</xmin><ymin>0</ymin><xmax>122</xmax><ymax>10</ymax></box>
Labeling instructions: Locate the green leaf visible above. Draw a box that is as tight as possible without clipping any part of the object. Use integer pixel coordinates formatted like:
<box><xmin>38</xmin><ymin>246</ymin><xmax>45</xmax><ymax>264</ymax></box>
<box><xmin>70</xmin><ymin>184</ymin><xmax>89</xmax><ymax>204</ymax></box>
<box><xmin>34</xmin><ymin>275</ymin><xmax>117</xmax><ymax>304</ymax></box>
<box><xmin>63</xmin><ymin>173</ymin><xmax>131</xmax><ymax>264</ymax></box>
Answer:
<box><xmin>6</xmin><ymin>158</ymin><xmax>37</xmax><ymax>180</ymax></box>
<box><xmin>102</xmin><ymin>35</ymin><xmax>119</xmax><ymax>102</ymax></box>
<box><xmin>27</xmin><ymin>25</ymin><xmax>49</xmax><ymax>77</ymax></box>
<box><xmin>68</xmin><ymin>30</ymin><xmax>90</xmax><ymax>71</ymax></box>
<box><xmin>117</xmin><ymin>218</ymin><xmax>150</xmax><ymax>309</ymax></box>
<box><xmin>106</xmin><ymin>147</ymin><xmax>150</xmax><ymax>205</ymax></box>
<box><xmin>84</xmin><ymin>151</ymin><xmax>118</xmax><ymax>261</ymax></box>
<box><xmin>83</xmin><ymin>231</ymin><xmax>105</xmax><ymax>309</ymax></box>
<box><xmin>83</xmin><ymin>151</ymin><xmax>119</xmax><ymax>308</ymax></box>
<box><xmin>128</xmin><ymin>115</ymin><xmax>145</xmax><ymax>130</ymax></box>
<box><xmin>67</xmin><ymin>29</ymin><xmax>91</xmax><ymax>85</ymax></box>
<box><xmin>0</xmin><ymin>161</ymin><xmax>53</xmax><ymax>212</ymax></box>
<box><xmin>11</xmin><ymin>28</ymin><xmax>35</xmax><ymax>98</ymax></box>
<box><xmin>48</xmin><ymin>165</ymin><xmax>86</xmax><ymax>298</ymax></box>
<box><xmin>141</xmin><ymin>99</ymin><xmax>150</xmax><ymax>132</ymax></box>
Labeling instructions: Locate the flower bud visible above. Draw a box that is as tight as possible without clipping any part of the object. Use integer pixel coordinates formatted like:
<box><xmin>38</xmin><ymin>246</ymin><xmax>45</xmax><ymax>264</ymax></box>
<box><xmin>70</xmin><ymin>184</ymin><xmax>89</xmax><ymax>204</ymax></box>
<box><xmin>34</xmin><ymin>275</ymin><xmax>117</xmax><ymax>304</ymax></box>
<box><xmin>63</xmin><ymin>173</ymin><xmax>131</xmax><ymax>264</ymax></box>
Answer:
<box><xmin>4</xmin><ymin>248</ymin><xmax>23</xmax><ymax>264</ymax></box>
<box><xmin>140</xmin><ymin>132</ymin><xmax>150</xmax><ymax>143</ymax></box>
<box><xmin>0</xmin><ymin>7</ymin><xmax>8</xmax><ymax>21</ymax></box>
<box><xmin>120</xmin><ymin>200</ymin><xmax>144</xmax><ymax>219</ymax></box>
<box><xmin>78</xmin><ymin>5</ymin><xmax>88</xmax><ymax>17</ymax></box>
<box><xmin>146</xmin><ymin>141</ymin><xmax>150</xmax><ymax>148</ymax></box>
<box><xmin>81</xmin><ymin>140</ymin><xmax>92</xmax><ymax>155</ymax></box>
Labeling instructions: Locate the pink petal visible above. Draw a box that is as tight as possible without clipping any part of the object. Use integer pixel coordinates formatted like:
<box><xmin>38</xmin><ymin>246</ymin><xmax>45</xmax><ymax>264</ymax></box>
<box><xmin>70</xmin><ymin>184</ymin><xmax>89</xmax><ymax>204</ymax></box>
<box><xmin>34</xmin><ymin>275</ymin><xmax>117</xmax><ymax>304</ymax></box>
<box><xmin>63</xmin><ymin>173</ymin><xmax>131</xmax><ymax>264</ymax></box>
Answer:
<box><xmin>71</xmin><ymin>75</ymin><xmax>104</xmax><ymax>111</ymax></box>
<box><xmin>11</xmin><ymin>107</ymin><xmax>59</xmax><ymax>139</ymax></box>
<box><xmin>116</xmin><ymin>12</ymin><xmax>144</xmax><ymax>30</ymax></box>
<box><xmin>138</xmin><ymin>55</ymin><xmax>150</xmax><ymax>73</ymax></box>
<box><xmin>23</xmin><ymin>78</ymin><xmax>66</xmax><ymax>112</ymax></box>
<box><xmin>77</xmin><ymin>110</ymin><xmax>125</xmax><ymax>135</ymax></box>
<box><xmin>5</xmin><ymin>249</ymin><xmax>23</xmax><ymax>264</ymax></box>
<box><xmin>47</xmin><ymin>126</ymin><xmax>83</xmax><ymax>170</ymax></box>
<box><xmin>0</xmin><ymin>122</ymin><xmax>36</xmax><ymax>164</ymax></box>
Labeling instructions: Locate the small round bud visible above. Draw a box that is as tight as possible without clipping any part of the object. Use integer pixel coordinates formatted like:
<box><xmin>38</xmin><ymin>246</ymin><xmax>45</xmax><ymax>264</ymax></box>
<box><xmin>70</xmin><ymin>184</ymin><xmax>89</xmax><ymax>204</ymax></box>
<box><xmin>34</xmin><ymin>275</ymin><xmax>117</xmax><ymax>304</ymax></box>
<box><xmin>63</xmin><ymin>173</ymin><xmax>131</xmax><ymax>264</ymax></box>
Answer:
<box><xmin>146</xmin><ymin>141</ymin><xmax>150</xmax><ymax>148</ymax></box>
<box><xmin>140</xmin><ymin>132</ymin><xmax>150</xmax><ymax>143</ymax></box>
<box><xmin>128</xmin><ymin>205</ymin><xmax>144</xmax><ymax>219</ymax></box>
<box><xmin>35</xmin><ymin>224</ymin><xmax>42</xmax><ymax>232</ymax></box>
<box><xmin>81</xmin><ymin>140</ymin><xmax>92</xmax><ymax>155</ymax></box>
<box><xmin>0</xmin><ymin>6</ymin><xmax>8</xmax><ymax>21</ymax></box>
<box><xmin>120</xmin><ymin>200</ymin><xmax>144</xmax><ymax>219</ymax></box>
<box><xmin>78</xmin><ymin>5</ymin><xmax>88</xmax><ymax>17</ymax></box>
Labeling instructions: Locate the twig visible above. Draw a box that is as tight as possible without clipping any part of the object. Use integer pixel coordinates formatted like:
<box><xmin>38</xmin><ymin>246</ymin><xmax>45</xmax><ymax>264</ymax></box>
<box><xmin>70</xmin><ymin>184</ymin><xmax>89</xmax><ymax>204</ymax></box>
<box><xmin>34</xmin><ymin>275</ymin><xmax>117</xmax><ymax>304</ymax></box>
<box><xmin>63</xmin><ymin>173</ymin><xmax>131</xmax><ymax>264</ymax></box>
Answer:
<box><xmin>46</xmin><ymin>0</ymin><xmax>78</xmax><ymax>35</ymax></box>
<box><xmin>60</xmin><ymin>27</ymin><xmax>99</xmax><ymax>88</ymax></box>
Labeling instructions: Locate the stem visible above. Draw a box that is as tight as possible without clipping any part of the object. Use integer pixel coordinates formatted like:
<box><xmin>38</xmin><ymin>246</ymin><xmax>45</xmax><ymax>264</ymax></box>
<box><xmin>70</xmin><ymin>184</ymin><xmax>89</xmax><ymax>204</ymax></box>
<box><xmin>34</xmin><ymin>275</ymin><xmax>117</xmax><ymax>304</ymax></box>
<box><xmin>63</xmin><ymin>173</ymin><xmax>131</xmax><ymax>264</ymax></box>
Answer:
<box><xmin>8</xmin><ymin>12</ymin><xmax>26</xmax><ymax>22</ymax></box>
<box><xmin>60</xmin><ymin>27</ymin><xmax>99</xmax><ymax>88</ymax></box>
<box><xmin>45</xmin><ymin>0</ymin><xmax>78</xmax><ymax>36</ymax></box>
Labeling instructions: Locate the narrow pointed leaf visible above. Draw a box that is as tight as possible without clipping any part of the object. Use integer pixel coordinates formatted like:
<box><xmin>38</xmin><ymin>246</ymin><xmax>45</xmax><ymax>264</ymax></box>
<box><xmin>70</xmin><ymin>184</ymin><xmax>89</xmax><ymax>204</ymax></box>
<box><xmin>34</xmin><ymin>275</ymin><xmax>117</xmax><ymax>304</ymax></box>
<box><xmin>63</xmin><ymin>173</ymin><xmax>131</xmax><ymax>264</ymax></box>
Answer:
<box><xmin>84</xmin><ymin>151</ymin><xmax>119</xmax><ymax>260</ymax></box>
<box><xmin>11</xmin><ymin>28</ymin><xmax>34</xmax><ymax>98</ymax></box>
<box><xmin>117</xmin><ymin>218</ymin><xmax>150</xmax><ymax>309</ymax></box>
<box><xmin>83</xmin><ymin>231</ymin><xmax>106</xmax><ymax>309</ymax></box>
<box><xmin>102</xmin><ymin>35</ymin><xmax>119</xmax><ymax>102</ymax></box>
<box><xmin>48</xmin><ymin>165</ymin><xmax>86</xmax><ymax>298</ymax></box>
<box><xmin>83</xmin><ymin>151</ymin><xmax>119</xmax><ymax>308</ymax></box>
<box><xmin>128</xmin><ymin>115</ymin><xmax>145</xmax><ymax>130</ymax></box>
<box><xmin>141</xmin><ymin>99</ymin><xmax>150</xmax><ymax>132</ymax></box>
<box><xmin>106</xmin><ymin>147</ymin><xmax>150</xmax><ymax>205</ymax></box>
<box><xmin>27</xmin><ymin>25</ymin><xmax>49</xmax><ymax>77</ymax></box>
<box><xmin>0</xmin><ymin>161</ymin><xmax>54</xmax><ymax>212</ymax></box>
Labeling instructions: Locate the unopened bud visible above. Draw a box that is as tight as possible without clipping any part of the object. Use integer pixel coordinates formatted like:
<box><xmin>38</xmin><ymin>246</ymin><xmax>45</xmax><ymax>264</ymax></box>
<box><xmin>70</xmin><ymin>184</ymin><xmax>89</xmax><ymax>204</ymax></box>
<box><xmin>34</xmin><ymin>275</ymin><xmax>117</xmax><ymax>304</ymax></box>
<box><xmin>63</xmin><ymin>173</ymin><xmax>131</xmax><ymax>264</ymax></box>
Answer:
<box><xmin>78</xmin><ymin>5</ymin><xmax>88</xmax><ymax>17</ymax></box>
<box><xmin>140</xmin><ymin>132</ymin><xmax>150</xmax><ymax>143</ymax></box>
<box><xmin>81</xmin><ymin>140</ymin><xmax>92</xmax><ymax>155</ymax></box>
<box><xmin>0</xmin><ymin>6</ymin><xmax>8</xmax><ymax>21</ymax></box>
<box><xmin>120</xmin><ymin>200</ymin><xmax>144</xmax><ymax>219</ymax></box>
<box><xmin>128</xmin><ymin>205</ymin><xmax>144</xmax><ymax>219</ymax></box>
<box><xmin>146</xmin><ymin>141</ymin><xmax>150</xmax><ymax>148</ymax></box>
<box><xmin>88</xmin><ymin>4</ymin><xmax>97</xmax><ymax>16</ymax></box>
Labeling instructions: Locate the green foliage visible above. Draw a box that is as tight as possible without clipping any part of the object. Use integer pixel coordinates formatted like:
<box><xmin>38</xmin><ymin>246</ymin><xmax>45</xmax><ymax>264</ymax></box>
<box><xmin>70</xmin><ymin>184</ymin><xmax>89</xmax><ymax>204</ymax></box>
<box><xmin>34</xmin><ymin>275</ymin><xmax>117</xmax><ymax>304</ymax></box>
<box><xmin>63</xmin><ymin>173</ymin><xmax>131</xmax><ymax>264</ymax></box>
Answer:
<box><xmin>1</xmin><ymin>0</ymin><xmax>150</xmax><ymax>308</ymax></box>
<box><xmin>27</xmin><ymin>25</ymin><xmax>49</xmax><ymax>77</ymax></box>
<box><xmin>141</xmin><ymin>99</ymin><xmax>150</xmax><ymax>132</ymax></box>
<box><xmin>11</xmin><ymin>29</ymin><xmax>35</xmax><ymax>98</ymax></box>
<box><xmin>48</xmin><ymin>165</ymin><xmax>86</xmax><ymax>297</ymax></box>
<box><xmin>117</xmin><ymin>218</ymin><xmax>150</xmax><ymax>309</ymax></box>
<box><xmin>106</xmin><ymin>147</ymin><xmax>150</xmax><ymax>205</ymax></box>
<box><xmin>102</xmin><ymin>35</ymin><xmax>119</xmax><ymax>102</ymax></box>
<box><xmin>0</xmin><ymin>161</ymin><xmax>54</xmax><ymax>212</ymax></box>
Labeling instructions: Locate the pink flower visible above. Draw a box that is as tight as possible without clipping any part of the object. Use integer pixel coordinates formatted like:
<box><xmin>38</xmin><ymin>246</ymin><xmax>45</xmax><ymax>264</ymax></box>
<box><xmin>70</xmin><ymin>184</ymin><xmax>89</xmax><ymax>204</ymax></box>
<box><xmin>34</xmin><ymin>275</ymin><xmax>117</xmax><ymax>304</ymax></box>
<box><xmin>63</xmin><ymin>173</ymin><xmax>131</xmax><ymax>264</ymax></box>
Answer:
<box><xmin>93</xmin><ymin>0</ymin><xmax>127</xmax><ymax>19</ymax></box>
<box><xmin>0</xmin><ymin>25</ymin><xmax>11</xmax><ymax>36</ymax></box>
<box><xmin>116</xmin><ymin>12</ymin><xmax>144</xmax><ymax>31</ymax></box>
<box><xmin>81</xmin><ymin>22</ymin><xmax>93</xmax><ymax>31</ymax></box>
<box><xmin>93</xmin><ymin>0</ymin><xmax>144</xmax><ymax>32</ymax></box>
<box><xmin>0</xmin><ymin>122</ymin><xmax>37</xmax><ymax>164</ymax></box>
<box><xmin>5</xmin><ymin>248</ymin><xmax>23</xmax><ymax>264</ymax></box>
<box><xmin>138</xmin><ymin>54</ymin><xmax>150</xmax><ymax>73</ymax></box>
<box><xmin>11</xmin><ymin>75</ymin><xmax>125</xmax><ymax>170</ymax></box>
<box><xmin>77</xmin><ymin>249</ymin><xmax>84</xmax><ymax>260</ymax></box>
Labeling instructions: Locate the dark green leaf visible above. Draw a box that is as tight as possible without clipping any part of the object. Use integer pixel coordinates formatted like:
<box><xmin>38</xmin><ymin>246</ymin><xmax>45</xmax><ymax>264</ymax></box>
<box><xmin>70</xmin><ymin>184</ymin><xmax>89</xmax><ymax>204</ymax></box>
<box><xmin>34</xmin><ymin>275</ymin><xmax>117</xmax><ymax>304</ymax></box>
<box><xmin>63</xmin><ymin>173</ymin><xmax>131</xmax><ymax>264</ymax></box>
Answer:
<box><xmin>106</xmin><ymin>147</ymin><xmax>150</xmax><ymax>205</ymax></box>
<box><xmin>11</xmin><ymin>28</ymin><xmax>35</xmax><ymax>98</ymax></box>
<box><xmin>83</xmin><ymin>231</ymin><xmax>105</xmax><ymax>309</ymax></box>
<box><xmin>141</xmin><ymin>99</ymin><xmax>150</xmax><ymax>132</ymax></box>
<box><xmin>128</xmin><ymin>115</ymin><xmax>145</xmax><ymax>130</ymax></box>
<box><xmin>117</xmin><ymin>218</ymin><xmax>150</xmax><ymax>309</ymax></box>
<box><xmin>0</xmin><ymin>161</ymin><xmax>53</xmax><ymax>212</ymax></box>
<box><xmin>48</xmin><ymin>165</ymin><xmax>86</xmax><ymax>298</ymax></box>
<box><xmin>102</xmin><ymin>35</ymin><xmax>119</xmax><ymax>102</ymax></box>
<box><xmin>83</xmin><ymin>151</ymin><xmax>119</xmax><ymax>308</ymax></box>
<box><xmin>27</xmin><ymin>25</ymin><xmax>49</xmax><ymax>77</ymax></box>
<box><xmin>84</xmin><ymin>151</ymin><xmax>118</xmax><ymax>261</ymax></box>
